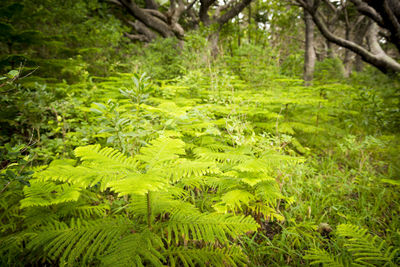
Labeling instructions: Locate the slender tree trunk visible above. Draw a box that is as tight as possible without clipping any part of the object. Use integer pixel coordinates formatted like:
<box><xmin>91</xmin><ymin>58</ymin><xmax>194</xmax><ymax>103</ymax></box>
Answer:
<box><xmin>237</xmin><ymin>16</ymin><xmax>241</xmax><ymax>47</ymax></box>
<box><xmin>303</xmin><ymin>8</ymin><xmax>316</xmax><ymax>86</ymax></box>
<box><xmin>208</xmin><ymin>31</ymin><xmax>220</xmax><ymax>58</ymax></box>
<box><xmin>343</xmin><ymin>27</ymin><xmax>352</xmax><ymax>77</ymax></box>
<box><xmin>326</xmin><ymin>39</ymin><xmax>334</xmax><ymax>58</ymax></box>
<box><xmin>248</xmin><ymin>5</ymin><xmax>251</xmax><ymax>43</ymax></box>
<box><xmin>201</xmin><ymin>0</ymin><xmax>253</xmax><ymax>58</ymax></box>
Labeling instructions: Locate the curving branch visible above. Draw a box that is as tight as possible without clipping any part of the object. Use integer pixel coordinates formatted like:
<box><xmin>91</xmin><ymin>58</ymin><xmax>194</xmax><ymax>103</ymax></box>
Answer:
<box><xmin>297</xmin><ymin>0</ymin><xmax>400</xmax><ymax>73</ymax></box>
<box><xmin>350</xmin><ymin>0</ymin><xmax>400</xmax><ymax>52</ymax></box>
<box><xmin>349</xmin><ymin>0</ymin><xmax>384</xmax><ymax>26</ymax></box>
<box><xmin>217</xmin><ymin>0</ymin><xmax>253</xmax><ymax>25</ymax></box>
<box><xmin>127</xmin><ymin>20</ymin><xmax>157</xmax><ymax>41</ymax></box>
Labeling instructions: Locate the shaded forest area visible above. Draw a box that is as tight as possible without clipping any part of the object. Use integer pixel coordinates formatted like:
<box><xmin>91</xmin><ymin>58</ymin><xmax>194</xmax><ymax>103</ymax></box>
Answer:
<box><xmin>1</xmin><ymin>0</ymin><xmax>400</xmax><ymax>266</ymax></box>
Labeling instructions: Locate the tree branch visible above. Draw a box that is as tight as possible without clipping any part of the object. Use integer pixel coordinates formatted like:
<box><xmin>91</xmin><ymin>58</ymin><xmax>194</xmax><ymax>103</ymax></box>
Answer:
<box><xmin>144</xmin><ymin>9</ymin><xmax>168</xmax><ymax>22</ymax></box>
<box><xmin>298</xmin><ymin>1</ymin><xmax>400</xmax><ymax>73</ymax></box>
<box><xmin>119</xmin><ymin>0</ymin><xmax>175</xmax><ymax>37</ymax></box>
<box><xmin>217</xmin><ymin>0</ymin><xmax>253</xmax><ymax>25</ymax></box>
<box><xmin>127</xmin><ymin>20</ymin><xmax>157</xmax><ymax>41</ymax></box>
<box><xmin>349</xmin><ymin>0</ymin><xmax>384</xmax><ymax>26</ymax></box>
<box><xmin>124</xmin><ymin>32</ymin><xmax>150</xmax><ymax>42</ymax></box>
<box><xmin>383</xmin><ymin>0</ymin><xmax>400</xmax><ymax>51</ymax></box>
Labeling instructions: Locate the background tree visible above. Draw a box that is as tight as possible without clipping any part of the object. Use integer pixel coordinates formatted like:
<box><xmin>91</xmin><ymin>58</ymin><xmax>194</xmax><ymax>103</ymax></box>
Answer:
<box><xmin>108</xmin><ymin>0</ymin><xmax>253</xmax><ymax>55</ymax></box>
<box><xmin>303</xmin><ymin>0</ymin><xmax>316</xmax><ymax>85</ymax></box>
<box><xmin>295</xmin><ymin>0</ymin><xmax>400</xmax><ymax>74</ymax></box>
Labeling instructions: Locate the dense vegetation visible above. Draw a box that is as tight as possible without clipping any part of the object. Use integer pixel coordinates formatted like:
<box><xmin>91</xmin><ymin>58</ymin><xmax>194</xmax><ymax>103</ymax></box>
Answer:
<box><xmin>1</xmin><ymin>0</ymin><xmax>399</xmax><ymax>266</ymax></box>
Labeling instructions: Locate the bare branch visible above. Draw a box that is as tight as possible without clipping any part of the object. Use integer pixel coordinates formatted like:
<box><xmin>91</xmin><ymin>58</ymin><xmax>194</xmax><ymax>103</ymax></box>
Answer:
<box><xmin>144</xmin><ymin>9</ymin><xmax>168</xmax><ymax>22</ymax></box>
<box><xmin>107</xmin><ymin>0</ymin><xmax>123</xmax><ymax>7</ymax></box>
<box><xmin>383</xmin><ymin>0</ymin><xmax>400</xmax><ymax>46</ymax></box>
<box><xmin>127</xmin><ymin>20</ymin><xmax>157</xmax><ymax>41</ymax></box>
<box><xmin>217</xmin><ymin>0</ymin><xmax>253</xmax><ymax>25</ymax></box>
<box><xmin>349</xmin><ymin>0</ymin><xmax>384</xmax><ymax>26</ymax></box>
<box><xmin>124</xmin><ymin>32</ymin><xmax>150</xmax><ymax>42</ymax></box>
<box><xmin>119</xmin><ymin>0</ymin><xmax>175</xmax><ymax>37</ymax></box>
<box><xmin>186</xmin><ymin>0</ymin><xmax>198</xmax><ymax>12</ymax></box>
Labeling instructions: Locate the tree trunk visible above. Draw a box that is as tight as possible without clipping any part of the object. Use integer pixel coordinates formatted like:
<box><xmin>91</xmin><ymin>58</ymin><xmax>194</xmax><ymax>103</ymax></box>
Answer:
<box><xmin>343</xmin><ymin>27</ymin><xmax>352</xmax><ymax>77</ymax></box>
<box><xmin>303</xmin><ymin>8</ymin><xmax>316</xmax><ymax>86</ymax></box>
<box><xmin>208</xmin><ymin>31</ymin><xmax>220</xmax><ymax>58</ymax></box>
<box><xmin>248</xmin><ymin>5</ymin><xmax>252</xmax><ymax>43</ymax></box>
<box><xmin>306</xmin><ymin>6</ymin><xmax>400</xmax><ymax>73</ymax></box>
<box><xmin>297</xmin><ymin>0</ymin><xmax>400</xmax><ymax>74</ymax></box>
<box><xmin>200</xmin><ymin>0</ymin><xmax>253</xmax><ymax>58</ymax></box>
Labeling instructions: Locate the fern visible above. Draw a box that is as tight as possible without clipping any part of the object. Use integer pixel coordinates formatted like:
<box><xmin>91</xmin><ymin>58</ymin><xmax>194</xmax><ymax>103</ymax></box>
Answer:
<box><xmin>304</xmin><ymin>224</ymin><xmax>399</xmax><ymax>267</ymax></box>
<box><xmin>164</xmin><ymin>246</ymin><xmax>248</xmax><ymax>267</ymax></box>
<box><xmin>164</xmin><ymin>159</ymin><xmax>220</xmax><ymax>182</ymax></box>
<box><xmin>213</xmin><ymin>189</ymin><xmax>255</xmax><ymax>213</ymax></box>
<box><xmin>304</xmin><ymin>247</ymin><xmax>347</xmax><ymax>267</ymax></box>
<box><xmin>107</xmin><ymin>172</ymin><xmax>168</xmax><ymax>196</ymax></box>
<box><xmin>74</xmin><ymin>144</ymin><xmax>138</xmax><ymax>170</ymax></box>
<box><xmin>36</xmin><ymin>145</ymin><xmax>139</xmax><ymax>190</ymax></box>
<box><xmin>27</xmin><ymin>217</ymin><xmax>134</xmax><ymax>266</ymax></box>
<box><xmin>20</xmin><ymin>180</ymin><xmax>81</xmax><ymax>208</ymax></box>
<box><xmin>127</xmin><ymin>192</ymin><xmax>199</xmax><ymax>218</ymax></box>
<box><xmin>337</xmin><ymin>224</ymin><xmax>399</xmax><ymax>266</ymax></box>
<box><xmin>164</xmin><ymin>211</ymin><xmax>258</xmax><ymax>244</ymax></box>
<box><xmin>101</xmin><ymin>229</ymin><xmax>164</xmax><ymax>267</ymax></box>
<box><xmin>193</xmin><ymin>147</ymin><xmax>252</xmax><ymax>163</ymax></box>
<box><xmin>23</xmin><ymin>137</ymin><xmax>263</xmax><ymax>266</ymax></box>
<box><xmin>137</xmin><ymin>136</ymin><xmax>186</xmax><ymax>165</ymax></box>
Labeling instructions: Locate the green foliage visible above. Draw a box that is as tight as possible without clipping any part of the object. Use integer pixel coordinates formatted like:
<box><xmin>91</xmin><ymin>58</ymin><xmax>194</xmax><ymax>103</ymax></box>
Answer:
<box><xmin>1</xmin><ymin>4</ymin><xmax>399</xmax><ymax>266</ymax></box>
<box><xmin>134</xmin><ymin>38</ymin><xmax>184</xmax><ymax>79</ymax></box>
<box><xmin>305</xmin><ymin>224</ymin><xmax>399</xmax><ymax>266</ymax></box>
<box><xmin>3</xmin><ymin>132</ymin><xmax>268</xmax><ymax>265</ymax></box>
<box><xmin>314</xmin><ymin>57</ymin><xmax>345</xmax><ymax>81</ymax></box>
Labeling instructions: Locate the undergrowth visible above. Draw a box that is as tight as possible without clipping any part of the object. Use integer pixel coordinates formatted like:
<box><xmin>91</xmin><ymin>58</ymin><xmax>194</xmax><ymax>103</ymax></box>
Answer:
<box><xmin>1</xmin><ymin>36</ymin><xmax>399</xmax><ymax>266</ymax></box>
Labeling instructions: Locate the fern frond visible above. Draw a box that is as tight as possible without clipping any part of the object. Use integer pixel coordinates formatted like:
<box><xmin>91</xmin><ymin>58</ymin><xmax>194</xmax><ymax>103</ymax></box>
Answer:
<box><xmin>254</xmin><ymin>180</ymin><xmax>283</xmax><ymax>207</ymax></box>
<box><xmin>75</xmin><ymin>144</ymin><xmax>137</xmax><ymax>170</ymax></box>
<box><xmin>337</xmin><ymin>224</ymin><xmax>399</xmax><ymax>266</ymax></box>
<box><xmin>36</xmin><ymin>146</ymin><xmax>140</xmax><ymax>190</ymax></box>
<box><xmin>164</xmin><ymin>212</ymin><xmax>258</xmax><ymax>244</ymax></box>
<box><xmin>193</xmin><ymin>147</ymin><xmax>251</xmax><ymax>163</ymax></box>
<box><xmin>233</xmin><ymin>159</ymin><xmax>272</xmax><ymax>174</ymax></box>
<box><xmin>107</xmin><ymin>172</ymin><xmax>168</xmax><ymax>196</ymax></box>
<box><xmin>57</xmin><ymin>203</ymin><xmax>109</xmax><ymax>219</ymax></box>
<box><xmin>304</xmin><ymin>247</ymin><xmax>346</xmax><ymax>267</ymax></box>
<box><xmin>36</xmin><ymin>165</ymin><xmax>128</xmax><ymax>190</ymax></box>
<box><xmin>239</xmin><ymin>172</ymin><xmax>276</xmax><ymax>187</ymax></box>
<box><xmin>101</xmin><ymin>229</ymin><xmax>164</xmax><ymax>267</ymax></box>
<box><xmin>27</xmin><ymin>217</ymin><xmax>134</xmax><ymax>266</ymax></box>
<box><xmin>20</xmin><ymin>180</ymin><xmax>80</xmax><ymax>208</ymax></box>
<box><xmin>127</xmin><ymin>192</ymin><xmax>199</xmax><ymax>218</ymax></box>
<box><xmin>213</xmin><ymin>189</ymin><xmax>255</xmax><ymax>213</ymax></box>
<box><xmin>164</xmin><ymin>245</ymin><xmax>247</xmax><ymax>267</ymax></box>
<box><xmin>137</xmin><ymin>136</ymin><xmax>186</xmax><ymax>165</ymax></box>
<box><xmin>196</xmin><ymin>136</ymin><xmax>230</xmax><ymax>151</ymax></box>
<box><xmin>165</xmin><ymin>159</ymin><xmax>220</xmax><ymax>182</ymax></box>
<box><xmin>202</xmin><ymin>175</ymin><xmax>239</xmax><ymax>190</ymax></box>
